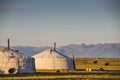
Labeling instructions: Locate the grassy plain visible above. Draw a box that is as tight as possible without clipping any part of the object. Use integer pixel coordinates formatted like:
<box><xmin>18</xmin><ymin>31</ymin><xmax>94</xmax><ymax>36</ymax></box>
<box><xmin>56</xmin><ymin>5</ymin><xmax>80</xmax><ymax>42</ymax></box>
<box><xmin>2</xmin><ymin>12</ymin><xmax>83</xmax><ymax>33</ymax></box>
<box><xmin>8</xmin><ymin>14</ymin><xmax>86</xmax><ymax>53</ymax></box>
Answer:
<box><xmin>0</xmin><ymin>58</ymin><xmax>120</xmax><ymax>80</ymax></box>
<box><xmin>74</xmin><ymin>58</ymin><xmax>120</xmax><ymax>70</ymax></box>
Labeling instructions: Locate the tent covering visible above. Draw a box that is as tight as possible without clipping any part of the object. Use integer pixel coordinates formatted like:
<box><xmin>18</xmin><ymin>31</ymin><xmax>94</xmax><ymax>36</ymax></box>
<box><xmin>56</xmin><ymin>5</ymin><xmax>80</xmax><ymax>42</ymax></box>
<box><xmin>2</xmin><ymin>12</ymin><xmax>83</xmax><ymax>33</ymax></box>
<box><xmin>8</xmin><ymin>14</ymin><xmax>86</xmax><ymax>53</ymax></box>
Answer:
<box><xmin>33</xmin><ymin>49</ymin><xmax>74</xmax><ymax>70</ymax></box>
<box><xmin>0</xmin><ymin>48</ymin><xmax>35</xmax><ymax>74</ymax></box>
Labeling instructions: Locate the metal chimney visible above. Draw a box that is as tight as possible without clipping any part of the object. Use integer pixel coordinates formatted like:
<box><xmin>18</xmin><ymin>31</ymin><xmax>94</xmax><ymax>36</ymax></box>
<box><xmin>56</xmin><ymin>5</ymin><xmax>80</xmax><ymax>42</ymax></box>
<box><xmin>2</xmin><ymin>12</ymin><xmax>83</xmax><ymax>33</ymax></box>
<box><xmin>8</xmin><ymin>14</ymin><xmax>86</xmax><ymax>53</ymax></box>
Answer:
<box><xmin>54</xmin><ymin>42</ymin><xmax>56</xmax><ymax>51</ymax></box>
<box><xmin>7</xmin><ymin>39</ymin><xmax>10</xmax><ymax>50</ymax></box>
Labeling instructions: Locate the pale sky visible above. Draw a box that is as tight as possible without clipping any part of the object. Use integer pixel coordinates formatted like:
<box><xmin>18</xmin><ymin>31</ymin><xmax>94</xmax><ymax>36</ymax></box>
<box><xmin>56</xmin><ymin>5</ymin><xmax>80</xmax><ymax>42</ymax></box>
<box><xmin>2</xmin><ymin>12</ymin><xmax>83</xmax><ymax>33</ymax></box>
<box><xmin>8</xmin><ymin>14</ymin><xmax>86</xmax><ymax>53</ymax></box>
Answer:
<box><xmin>0</xmin><ymin>0</ymin><xmax>120</xmax><ymax>47</ymax></box>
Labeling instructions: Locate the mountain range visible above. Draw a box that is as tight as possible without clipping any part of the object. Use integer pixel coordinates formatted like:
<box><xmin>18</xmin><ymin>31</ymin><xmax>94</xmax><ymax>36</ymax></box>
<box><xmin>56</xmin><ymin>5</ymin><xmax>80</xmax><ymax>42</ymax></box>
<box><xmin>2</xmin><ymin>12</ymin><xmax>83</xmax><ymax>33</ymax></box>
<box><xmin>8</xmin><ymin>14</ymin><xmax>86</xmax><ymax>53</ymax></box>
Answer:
<box><xmin>0</xmin><ymin>43</ymin><xmax>120</xmax><ymax>58</ymax></box>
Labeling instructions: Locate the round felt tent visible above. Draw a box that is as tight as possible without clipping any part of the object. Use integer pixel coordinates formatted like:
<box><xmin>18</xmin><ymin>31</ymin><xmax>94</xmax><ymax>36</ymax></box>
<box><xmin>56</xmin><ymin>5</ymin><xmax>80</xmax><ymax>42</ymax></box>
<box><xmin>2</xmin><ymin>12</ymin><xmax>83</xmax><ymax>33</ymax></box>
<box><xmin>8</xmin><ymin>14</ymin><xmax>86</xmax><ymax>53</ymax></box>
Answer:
<box><xmin>0</xmin><ymin>48</ymin><xmax>35</xmax><ymax>74</ymax></box>
<box><xmin>33</xmin><ymin>49</ymin><xmax>74</xmax><ymax>70</ymax></box>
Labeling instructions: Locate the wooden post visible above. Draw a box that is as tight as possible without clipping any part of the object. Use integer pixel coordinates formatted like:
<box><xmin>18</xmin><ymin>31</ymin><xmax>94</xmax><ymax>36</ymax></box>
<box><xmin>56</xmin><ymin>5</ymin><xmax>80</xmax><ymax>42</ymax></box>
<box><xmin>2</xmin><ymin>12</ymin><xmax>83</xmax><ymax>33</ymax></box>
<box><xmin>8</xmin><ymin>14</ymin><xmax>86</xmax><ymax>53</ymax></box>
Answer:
<box><xmin>72</xmin><ymin>53</ymin><xmax>75</xmax><ymax>70</ymax></box>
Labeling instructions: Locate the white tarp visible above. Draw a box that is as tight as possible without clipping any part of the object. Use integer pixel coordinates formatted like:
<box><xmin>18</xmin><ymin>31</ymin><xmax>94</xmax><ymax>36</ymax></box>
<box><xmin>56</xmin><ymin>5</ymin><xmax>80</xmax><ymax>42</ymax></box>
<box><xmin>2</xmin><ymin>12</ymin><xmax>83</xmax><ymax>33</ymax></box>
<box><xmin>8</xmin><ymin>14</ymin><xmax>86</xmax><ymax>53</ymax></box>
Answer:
<box><xmin>0</xmin><ymin>48</ymin><xmax>35</xmax><ymax>74</ymax></box>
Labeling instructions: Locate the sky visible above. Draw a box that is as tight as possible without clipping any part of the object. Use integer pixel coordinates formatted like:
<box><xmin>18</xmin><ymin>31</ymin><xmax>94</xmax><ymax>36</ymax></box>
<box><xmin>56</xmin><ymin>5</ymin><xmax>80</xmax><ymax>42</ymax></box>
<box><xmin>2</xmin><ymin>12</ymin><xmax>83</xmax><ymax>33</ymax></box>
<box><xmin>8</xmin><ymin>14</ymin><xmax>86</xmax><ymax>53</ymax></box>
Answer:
<box><xmin>0</xmin><ymin>0</ymin><xmax>120</xmax><ymax>47</ymax></box>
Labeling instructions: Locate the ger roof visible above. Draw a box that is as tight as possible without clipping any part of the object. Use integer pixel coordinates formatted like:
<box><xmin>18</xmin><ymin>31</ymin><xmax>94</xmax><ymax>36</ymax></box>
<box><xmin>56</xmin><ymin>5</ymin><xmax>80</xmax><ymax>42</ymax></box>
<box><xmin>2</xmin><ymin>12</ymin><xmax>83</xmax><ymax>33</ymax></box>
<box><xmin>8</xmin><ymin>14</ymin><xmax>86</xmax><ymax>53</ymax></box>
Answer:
<box><xmin>33</xmin><ymin>49</ymin><xmax>69</xmax><ymax>59</ymax></box>
<box><xmin>0</xmin><ymin>48</ymin><xmax>29</xmax><ymax>58</ymax></box>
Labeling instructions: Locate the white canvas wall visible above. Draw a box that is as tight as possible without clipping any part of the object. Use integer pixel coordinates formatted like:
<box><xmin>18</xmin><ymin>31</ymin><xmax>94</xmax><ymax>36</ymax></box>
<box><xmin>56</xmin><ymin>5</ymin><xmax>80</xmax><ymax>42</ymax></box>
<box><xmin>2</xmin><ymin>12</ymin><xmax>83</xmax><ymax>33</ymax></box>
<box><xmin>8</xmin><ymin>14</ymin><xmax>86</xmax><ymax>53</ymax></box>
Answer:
<box><xmin>35</xmin><ymin>58</ymin><xmax>68</xmax><ymax>69</ymax></box>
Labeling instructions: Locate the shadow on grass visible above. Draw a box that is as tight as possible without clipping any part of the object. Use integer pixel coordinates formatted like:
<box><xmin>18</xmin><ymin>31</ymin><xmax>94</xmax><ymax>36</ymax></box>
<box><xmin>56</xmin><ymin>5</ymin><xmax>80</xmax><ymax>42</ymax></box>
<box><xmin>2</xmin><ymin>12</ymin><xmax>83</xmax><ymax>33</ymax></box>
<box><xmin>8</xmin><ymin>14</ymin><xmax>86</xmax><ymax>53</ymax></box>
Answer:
<box><xmin>0</xmin><ymin>70</ymin><xmax>120</xmax><ymax>78</ymax></box>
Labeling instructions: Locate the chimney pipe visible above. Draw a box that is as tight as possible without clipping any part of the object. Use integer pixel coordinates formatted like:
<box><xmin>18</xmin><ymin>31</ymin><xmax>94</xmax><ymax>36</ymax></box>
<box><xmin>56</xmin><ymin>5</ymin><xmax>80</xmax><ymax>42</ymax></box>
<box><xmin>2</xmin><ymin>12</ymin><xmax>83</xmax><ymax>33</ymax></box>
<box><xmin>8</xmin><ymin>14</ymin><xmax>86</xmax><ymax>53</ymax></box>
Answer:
<box><xmin>7</xmin><ymin>39</ymin><xmax>10</xmax><ymax>50</ymax></box>
<box><xmin>72</xmin><ymin>53</ymin><xmax>76</xmax><ymax>69</ymax></box>
<box><xmin>54</xmin><ymin>42</ymin><xmax>56</xmax><ymax>51</ymax></box>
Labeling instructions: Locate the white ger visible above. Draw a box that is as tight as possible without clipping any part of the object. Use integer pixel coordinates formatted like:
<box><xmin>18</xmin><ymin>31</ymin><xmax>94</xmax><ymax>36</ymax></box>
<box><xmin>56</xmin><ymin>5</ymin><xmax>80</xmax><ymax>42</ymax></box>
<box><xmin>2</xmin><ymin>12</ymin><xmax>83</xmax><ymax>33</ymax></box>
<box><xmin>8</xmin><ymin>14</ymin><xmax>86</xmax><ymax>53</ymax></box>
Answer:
<box><xmin>33</xmin><ymin>43</ymin><xmax>74</xmax><ymax>70</ymax></box>
<box><xmin>0</xmin><ymin>39</ymin><xmax>35</xmax><ymax>74</ymax></box>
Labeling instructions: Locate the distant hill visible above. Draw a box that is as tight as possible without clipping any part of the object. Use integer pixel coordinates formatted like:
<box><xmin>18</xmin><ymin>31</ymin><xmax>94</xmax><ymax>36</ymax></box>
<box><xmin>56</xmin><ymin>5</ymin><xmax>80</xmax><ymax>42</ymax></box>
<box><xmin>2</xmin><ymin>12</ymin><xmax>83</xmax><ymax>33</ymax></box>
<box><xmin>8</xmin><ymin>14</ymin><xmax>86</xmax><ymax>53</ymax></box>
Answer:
<box><xmin>58</xmin><ymin>43</ymin><xmax>120</xmax><ymax>58</ymax></box>
<box><xmin>0</xmin><ymin>43</ymin><xmax>120</xmax><ymax>58</ymax></box>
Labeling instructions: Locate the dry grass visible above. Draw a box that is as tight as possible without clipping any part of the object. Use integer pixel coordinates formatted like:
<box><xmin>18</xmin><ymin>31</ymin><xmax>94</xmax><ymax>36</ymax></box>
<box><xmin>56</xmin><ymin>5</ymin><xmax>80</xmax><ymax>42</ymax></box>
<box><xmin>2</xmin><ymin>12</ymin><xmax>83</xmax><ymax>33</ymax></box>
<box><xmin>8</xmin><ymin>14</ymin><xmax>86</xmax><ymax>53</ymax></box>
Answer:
<box><xmin>0</xmin><ymin>71</ymin><xmax>120</xmax><ymax>80</ymax></box>
<box><xmin>74</xmin><ymin>58</ymin><xmax>120</xmax><ymax>70</ymax></box>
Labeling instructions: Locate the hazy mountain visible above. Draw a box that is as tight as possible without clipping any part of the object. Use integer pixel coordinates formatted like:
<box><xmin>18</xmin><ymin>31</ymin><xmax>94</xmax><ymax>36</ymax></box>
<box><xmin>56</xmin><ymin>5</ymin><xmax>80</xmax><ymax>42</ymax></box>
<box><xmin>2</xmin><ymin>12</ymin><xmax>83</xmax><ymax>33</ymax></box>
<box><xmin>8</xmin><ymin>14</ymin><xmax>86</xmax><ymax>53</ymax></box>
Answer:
<box><xmin>58</xmin><ymin>43</ymin><xmax>120</xmax><ymax>58</ymax></box>
<box><xmin>0</xmin><ymin>43</ymin><xmax>120</xmax><ymax>58</ymax></box>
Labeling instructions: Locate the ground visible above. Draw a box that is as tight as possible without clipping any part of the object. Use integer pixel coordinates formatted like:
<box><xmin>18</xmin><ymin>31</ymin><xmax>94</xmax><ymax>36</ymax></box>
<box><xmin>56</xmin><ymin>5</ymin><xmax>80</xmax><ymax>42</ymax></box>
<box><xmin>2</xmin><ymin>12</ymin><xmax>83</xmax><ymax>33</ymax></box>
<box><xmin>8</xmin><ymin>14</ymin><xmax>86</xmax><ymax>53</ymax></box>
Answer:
<box><xmin>0</xmin><ymin>58</ymin><xmax>120</xmax><ymax>79</ymax></box>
